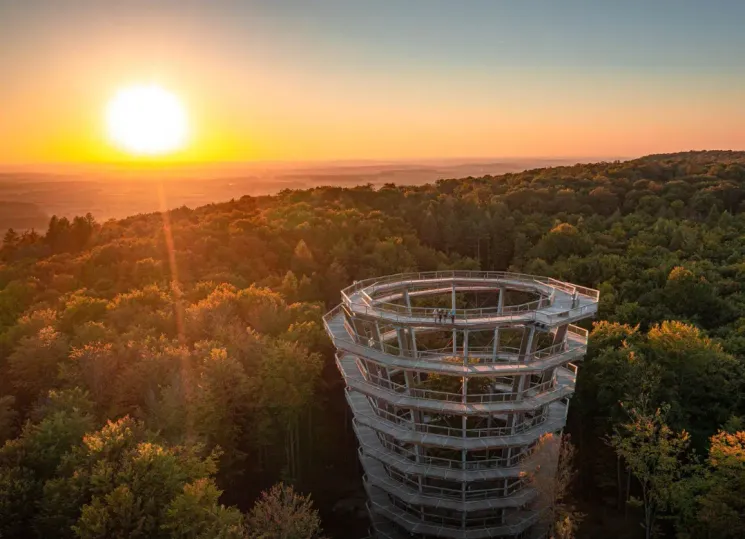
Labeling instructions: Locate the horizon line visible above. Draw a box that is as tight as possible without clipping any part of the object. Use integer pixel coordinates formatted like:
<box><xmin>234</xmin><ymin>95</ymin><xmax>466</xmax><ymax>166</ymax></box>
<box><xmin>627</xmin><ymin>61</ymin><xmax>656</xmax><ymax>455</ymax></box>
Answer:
<box><xmin>0</xmin><ymin>154</ymin><xmax>639</xmax><ymax>171</ymax></box>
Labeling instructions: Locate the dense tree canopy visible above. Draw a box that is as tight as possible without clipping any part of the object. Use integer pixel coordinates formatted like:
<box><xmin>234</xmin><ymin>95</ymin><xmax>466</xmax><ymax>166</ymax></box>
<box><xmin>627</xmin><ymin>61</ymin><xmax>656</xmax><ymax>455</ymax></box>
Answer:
<box><xmin>2</xmin><ymin>150</ymin><xmax>745</xmax><ymax>537</ymax></box>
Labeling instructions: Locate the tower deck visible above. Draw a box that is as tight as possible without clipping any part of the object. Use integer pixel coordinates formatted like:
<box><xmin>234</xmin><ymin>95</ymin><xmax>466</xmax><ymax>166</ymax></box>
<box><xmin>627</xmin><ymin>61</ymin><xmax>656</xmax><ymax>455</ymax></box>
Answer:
<box><xmin>324</xmin><ymin>270</ymin><xmax>599</xmax><ymax>539</ymax></box>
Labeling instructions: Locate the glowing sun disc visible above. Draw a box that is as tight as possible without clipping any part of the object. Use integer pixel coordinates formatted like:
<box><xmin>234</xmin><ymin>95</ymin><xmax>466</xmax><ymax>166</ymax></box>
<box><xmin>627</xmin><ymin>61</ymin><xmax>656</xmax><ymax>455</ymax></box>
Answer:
<box><xmin>106</xmin><ymin>85</ymin><xmax>188</xmax><ymax>155</ymax></box>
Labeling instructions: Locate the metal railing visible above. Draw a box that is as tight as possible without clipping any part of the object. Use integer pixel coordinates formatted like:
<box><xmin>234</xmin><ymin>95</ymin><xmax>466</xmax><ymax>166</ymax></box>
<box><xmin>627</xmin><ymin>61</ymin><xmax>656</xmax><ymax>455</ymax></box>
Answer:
<box><xmin>567</xmin><ymin>324</ymin><xmax>589</xmax><ymax>341</ymax></box>
<box><xmin>330</xmin><ymin>338</ymin><xmax>587</xmax><ymax>377</ymax></box>
<box><xmin>386</xmin><ymin>492</ymin><xmax>505</xmax><ymax>528</ymax></box>
<box><xmin>323</xmin><ymin>303</ymin><xmax>344</xmax><ymax>328</ymax></box>
<box><xmin>565</xmin><ymin>362</ymin><xmax>579</xmax><ymax>383</ymax></box>
<box><xmin>370</xmin><ymin>295</ymin><xmax>552</xmax><ymax>320</ymax></box>
<box><xmin>329</xmin><ymin>325</ymin><xmax>587</xmax><ymax>368</ymax></box>
<box><xmin>334</xmin><ymin>314</ymin><xmax>587</xmax><ymax>357</ymax></box>
<box><xmin>532</xmin><ymin>341</ymin><xmax>566</xmax><ymax>360</ymax></box>
<box><xmin>364</xmin><ymin>401</ymin><xmax>550</xmax><ymax>439</ymax></box>
<box><xmin>368</xmin><ymin>489</ymin><xmax>541</xmax><ymax>533</ymax></box>
<box><xmin>334</xmin><ymin>270</ymin><xmax>599</xmax><ymax>330</ymax></box>
<box><xmin>352</xmin><ymin>358</ymin><xmax>566</xmax><ymax>405</ymax></box>
<box><xmin>324</xmin><ymin>296</ymin><xmax>597</xmax><ymax>336</ymax></box>
<box><xmin>361</xmin><ymin>422</ymin><xmax>538</xmax><ymax>471</ymax></box>
<box><xmin>393</xmin><ymin>344</ymin><xmax>528</xmax><ymax>361</ymax></box>
<box><xmin>342</xmin><ymin>271</ymin><xmax>600</xmax><ymax>306</ymax></box>
<box><xmin>366</xmin><ymin>499</ymin><xmax>540</xmax><ymax>539</ymax></box>
<box><xmin>341</xmin><ymin>300</ymin><xmax>597</xmax><ymax>326</ymax></box>
<box><xmin>370</xmin><ymin>457</ymin><xmax>530</xmax><ymax>501</ymax></box>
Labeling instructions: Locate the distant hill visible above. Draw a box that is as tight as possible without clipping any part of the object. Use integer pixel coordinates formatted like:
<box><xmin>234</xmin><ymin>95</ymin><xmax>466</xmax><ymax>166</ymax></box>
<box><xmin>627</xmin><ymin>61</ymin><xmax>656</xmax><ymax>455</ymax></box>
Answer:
<box><xmin>0</xmin><ymin>158</ymin><xmax>600</xmax><ymax>228</ymax></box>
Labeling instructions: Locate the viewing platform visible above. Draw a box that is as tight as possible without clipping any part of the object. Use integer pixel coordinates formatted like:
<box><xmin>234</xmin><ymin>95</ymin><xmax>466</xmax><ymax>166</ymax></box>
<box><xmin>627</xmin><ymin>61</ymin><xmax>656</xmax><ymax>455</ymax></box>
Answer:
<box><xmin>324</xmin><ymin>271</ymin><xmax>599</xmax><ymax>539</ymax></box>
<box><xmin>340</xmin><ymin>271</ymin><xmax>598</xmax><ymax>328</ymax></box>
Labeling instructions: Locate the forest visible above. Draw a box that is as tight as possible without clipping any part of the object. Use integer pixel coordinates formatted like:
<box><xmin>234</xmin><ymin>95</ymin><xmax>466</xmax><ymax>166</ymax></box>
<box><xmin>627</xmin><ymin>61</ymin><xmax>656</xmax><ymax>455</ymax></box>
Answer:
<box><xmin>1</xmin><ymin>149</ymin><xmax>745</xmax><ymax>538</ymax></box>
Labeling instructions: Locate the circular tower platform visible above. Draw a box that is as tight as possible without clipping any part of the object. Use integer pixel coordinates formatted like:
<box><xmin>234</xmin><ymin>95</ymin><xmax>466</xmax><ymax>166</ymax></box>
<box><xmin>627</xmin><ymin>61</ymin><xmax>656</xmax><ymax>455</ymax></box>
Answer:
<box><xmin>323</xmin><ymin>271</ymin><xmax>599</xmax><ymax>539</ymax></box>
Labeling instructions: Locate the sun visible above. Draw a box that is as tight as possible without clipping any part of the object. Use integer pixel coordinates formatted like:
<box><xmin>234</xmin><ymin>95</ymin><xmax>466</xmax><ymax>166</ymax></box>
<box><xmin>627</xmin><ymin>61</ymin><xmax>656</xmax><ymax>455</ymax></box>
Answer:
<box><xmin>106</xmin><ymin>84</ymin><xmax>188</xmax><ymax>156</ymax></box>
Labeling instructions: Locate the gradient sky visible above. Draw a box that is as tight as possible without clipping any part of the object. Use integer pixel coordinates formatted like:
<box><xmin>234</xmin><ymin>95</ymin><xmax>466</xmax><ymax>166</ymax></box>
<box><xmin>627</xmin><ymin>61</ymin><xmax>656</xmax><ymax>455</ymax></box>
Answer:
<box><xmin>1</xmin><ymin>0</ymin><xmax>744</xmax><ymax>164</ymax></box>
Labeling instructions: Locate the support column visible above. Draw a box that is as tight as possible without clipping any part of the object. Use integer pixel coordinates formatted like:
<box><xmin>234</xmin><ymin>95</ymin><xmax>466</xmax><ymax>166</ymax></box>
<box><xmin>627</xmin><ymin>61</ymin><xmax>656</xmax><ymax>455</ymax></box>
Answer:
<box><xmin>403</xmin><ymin>288</ymin><xmax>412</xmax><ymax>315</ymax></box>
<box><xmin>404</xmin><ymin>358</ymin><xmax>425</xmax><ymax>495</ymax></box>
<box><xmin>414</xmin><ymin>444</ymin><xmax>425</xmax><ymax>494</ymax></box>
<box><xmin>409</xmin><ymin>328</ymin><xmax>418</xmax><ymax>359</ymax></box>
<box><xmin>492</xmin><ymin>327</ymin><xmax>500</xmax><ymax>361</ymax></box>
<box><xmin>528</xmin><ymin>326</ymin><xmax>540</xmax><ymax>367</ymax></box>
<box><xmin>396</xmin><ymin>328</ymin><xmax>406</xmax><ymax>357</ymax></box>
<box><xmin>461</xmin><ymin>318</ymin><xmax>469</xmax><ymax>500</ymax></box>
<box><xmin>505</xmin><ymin>371</ymin><xmax>528</xmax><ymax>464</ymax></box>
<box><xmin>514</xmin><ymin>374</ymin><xmax>527</xmax><ymax>400</ymax></box>
<box><xmin>517</xmin><ymin>325</ymin><xmax>536</xmax><ymax>363</ymax></box>
<box><xmin>494</xmin><ymin>287</ymin><xmax>506</xmax><ymax>365</ymax></box>
<box><xmin>349</xmin><ymin>314</ymin><xmax>367</xmax><ymax>344</ymax></box>
<box><xmin>461</xmin><ymin>474</ymin><xmax>467</xmax><ymax>530</ymax></box>
<box><xmin>542</xmin><ymin>366</ymin><xmax>556</xmax><ymax>385</ymax></box>
<box><xmin>461</xmin><ymin>329</ymin><xmax>468</xmax><ymax>484</ymax></box>
<box><xmin>452</xmin><ymin>329</ymin><xmax>457</xmax><ymax>355</ymax></box>
<box><xmin>374</xmin><ymin>321</ymin><xmax>383</xmax><ymax>352</ymax></box>
<box><xmin>404</xmin><ymin>370</ymin><xmax>417</xmax><ymax>395</ymax></box>
<box><xmin>513</xmin><ymin>326</ymin><xmax>536</xmax><ymax>402</ymax></box>
<box><xmin>553</xmin><ymin>323</ymin><xmax>568</xmax><ymax>345</ymax></box>
<box><xmin>461</xmin><ymin>367</ymin><xmax>468</xmax><ymax>531</ymax></box>
<box><xmin>383</xmin><ymin>363</ymin><xmax>393</xmax><ymax>390</ymax></box>
<box><xmin>507</xmin><ymin>328</ymin><xmax>531</xmax><ymax>460</ymax></box>
<box><xmin>497</xmin><ymin>286</ymin><xmax>506</xmax><ymax>314</ymax></box>
<box><xmin>404</xmin><ymin>370</ymin><xmax>422</xmax><ymax>422</ymax></box>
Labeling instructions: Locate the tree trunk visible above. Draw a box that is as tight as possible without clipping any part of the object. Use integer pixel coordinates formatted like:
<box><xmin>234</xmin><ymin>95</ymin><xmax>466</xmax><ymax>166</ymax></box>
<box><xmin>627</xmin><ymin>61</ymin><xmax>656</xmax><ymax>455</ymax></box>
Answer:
<box><xmin>295</xmin><ymin>415</ymin><xmax>301</xmax><ymax>481</ymax></box>
<box><xmin>625</xmin><ymin>468</ymin><xmax>631</xmax><ymax>520</ymax></box>
<box><xmin>307</xmin><ymin>407</ymin><xmax>313</xmax><ymax>475</ymax></box>
<box><xmin>617</xmin><ymin>455</ymin><xmax>623</xmax><ymax>511</ymax></box>
<box><xmin>285</xmin><ymin>426</ymin><xmax>292</xmax><ymax>478</ymax></box>
<box><xmin>643</xmin><ymin>489</ymin><xmax>653</xmax><ymax>539</ymax></box>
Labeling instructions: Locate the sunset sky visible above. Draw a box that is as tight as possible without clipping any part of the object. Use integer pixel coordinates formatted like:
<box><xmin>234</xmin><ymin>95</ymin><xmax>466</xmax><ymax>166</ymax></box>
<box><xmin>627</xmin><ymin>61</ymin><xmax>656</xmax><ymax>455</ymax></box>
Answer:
<box><xmin>1</xmin><ymin>0</ymin><xmax>744</xmax><ymax>164</ymax></box>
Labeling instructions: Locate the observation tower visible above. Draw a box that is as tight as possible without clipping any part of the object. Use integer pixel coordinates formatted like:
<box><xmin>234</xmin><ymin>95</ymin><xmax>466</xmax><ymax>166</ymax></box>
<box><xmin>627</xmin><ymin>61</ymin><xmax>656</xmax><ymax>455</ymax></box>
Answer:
<box><xmin>323</xmin><ymin>271</ymin><xmax>599</xmax><ymax>539</ymax></box>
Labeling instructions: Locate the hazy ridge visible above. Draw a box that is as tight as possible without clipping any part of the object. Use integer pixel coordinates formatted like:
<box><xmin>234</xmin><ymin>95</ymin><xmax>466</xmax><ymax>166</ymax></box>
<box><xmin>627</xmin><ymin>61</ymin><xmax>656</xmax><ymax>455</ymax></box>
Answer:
<box><xmin>0</xmin><ymin>157</ymin><xmax>620</xmax><ymax>229</ymax></box>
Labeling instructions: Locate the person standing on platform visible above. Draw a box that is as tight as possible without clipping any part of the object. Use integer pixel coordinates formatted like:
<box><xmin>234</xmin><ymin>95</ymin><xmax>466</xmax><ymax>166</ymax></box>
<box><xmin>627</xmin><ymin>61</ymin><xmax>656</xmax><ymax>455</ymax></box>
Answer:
<box><xmin>433</xmin><ymin>309</ymin><xmax>439</xmax><ymax>323</ymax></box>
<box><xmin>450</xmin><ymin>308</ymin><xmax>455</xmax><ymax>324</ymax></box>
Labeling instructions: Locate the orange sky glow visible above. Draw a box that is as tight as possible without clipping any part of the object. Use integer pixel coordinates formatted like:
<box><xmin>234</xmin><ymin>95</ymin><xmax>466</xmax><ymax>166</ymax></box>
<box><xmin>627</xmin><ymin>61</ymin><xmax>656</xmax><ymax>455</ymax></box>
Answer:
<box><xmin>1</xmin><ymin>2</ymin><xmax>744</xmax><ymax>165</ymax></box>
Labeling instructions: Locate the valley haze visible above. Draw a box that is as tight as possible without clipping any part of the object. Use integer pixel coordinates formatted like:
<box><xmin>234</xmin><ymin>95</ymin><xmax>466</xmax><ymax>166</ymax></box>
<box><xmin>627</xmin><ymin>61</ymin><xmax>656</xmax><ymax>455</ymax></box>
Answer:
<box><xmin>0</xmin><ymin>156</ymin><xmax>625</xmax><ymax>231</ymax></box>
